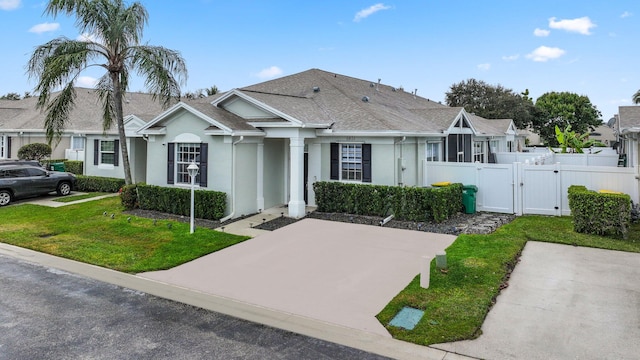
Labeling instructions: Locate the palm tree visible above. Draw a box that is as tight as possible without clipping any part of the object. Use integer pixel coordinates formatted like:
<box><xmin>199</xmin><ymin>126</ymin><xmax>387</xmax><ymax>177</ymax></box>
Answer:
<box><xmin>27</xmin><ymin>0</ymin><xmax>187</xmax><ymax>185</ymax></box>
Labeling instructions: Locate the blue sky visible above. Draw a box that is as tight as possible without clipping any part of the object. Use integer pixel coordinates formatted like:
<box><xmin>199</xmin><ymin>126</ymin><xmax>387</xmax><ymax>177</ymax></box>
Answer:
<box><xmin>1</xmin><ymin>1</ymin><xmax>639</xmax><ymax>122</ymax></box>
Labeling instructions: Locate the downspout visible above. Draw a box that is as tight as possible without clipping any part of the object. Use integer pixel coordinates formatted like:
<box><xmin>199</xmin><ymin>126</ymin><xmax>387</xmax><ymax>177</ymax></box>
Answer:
<box><xmin>219</xmin><ymin>135</ymin><xmax>245</xmax><ymax>223</ymax></box>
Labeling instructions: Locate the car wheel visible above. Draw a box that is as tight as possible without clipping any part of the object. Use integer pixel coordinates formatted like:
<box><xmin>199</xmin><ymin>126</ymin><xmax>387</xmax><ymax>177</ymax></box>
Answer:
<box><xmin>57</xmin><ymin>182</ymin><xmax>72</xmax><ymax>196</ymax></box>
<box><xmin>0</xmin><ymin>190</ymin><xmax>11</xmax><ymax>206</ymax></box>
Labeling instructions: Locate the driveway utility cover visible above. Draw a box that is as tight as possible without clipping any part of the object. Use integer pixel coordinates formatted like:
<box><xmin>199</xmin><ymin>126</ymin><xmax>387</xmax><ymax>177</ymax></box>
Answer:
<box><xmin>140</xmin><ymin>218</ymin><xmax>456</xmax><ymax>336</ymax></box>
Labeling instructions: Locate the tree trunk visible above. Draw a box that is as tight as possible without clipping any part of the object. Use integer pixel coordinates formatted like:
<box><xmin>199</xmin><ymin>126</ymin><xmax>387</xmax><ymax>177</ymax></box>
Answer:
<box><xmin>111</xmin><ymin>74</ymin><xmax>133</xmax><ymax>185</ymax></box>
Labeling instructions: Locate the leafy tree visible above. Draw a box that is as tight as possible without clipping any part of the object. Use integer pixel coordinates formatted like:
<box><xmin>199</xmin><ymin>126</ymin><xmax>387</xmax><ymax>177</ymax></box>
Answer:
<box><xmin>184</xmin><ymin>85</ymin><xmax>219</xmax><ymax>99</ymax></box>
<box><xmin>445</xmin><ymin>79</ymin><xmax>534</xmax><ymax>129</ymax></box>
<box><xmin>532</xmin><ymin>92</ymin><xmax>602</xmax><ymax>146</ymax></box>
<box><xmin>18</xmin><ymin>143</ymin><xmax>52</xmax><ymax>161</ymax></box>
<box><xmin>27</xmin><ymin>0</ymin><xmax>187</xmax><ymax>185</ymax></box>
<box><xmin>1</xmin><ymin>92</ymin><xmax>21</xmax><ymax>100</ymax></box>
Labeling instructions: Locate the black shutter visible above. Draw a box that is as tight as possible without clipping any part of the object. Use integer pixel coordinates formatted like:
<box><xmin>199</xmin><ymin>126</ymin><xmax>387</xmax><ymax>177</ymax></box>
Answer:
<box><xmin>94</xmin><ymin>139</ymin><xmax>99</xmax><ymax>165</ymax></box>
<box><xmin>167</xmin><ymin>143</ymin><xmax>175</xmax><ymax>184</ymax></box>
<box><xmin>362</xmin><ymin>144</ymin><xmax>372</xmax><ymax>183</ymax></box>
<box><xmin>6</xmin><ymin>136</ymin><xmax>11</xmax><ymax>158</ymax></box>
<box><xmin>199</xmin><ymin>143</ymin><xmax>208</xmax><ymax>187</ymax></box>
<box><xmin>113</xmin><ymin>139</ymin><xmax>119</xmax><ymax>166</ymax></box>
<box><xmin>330</xmin><ymin>143</ymin><xmax>339</xmax><ymax>180</ymax></box>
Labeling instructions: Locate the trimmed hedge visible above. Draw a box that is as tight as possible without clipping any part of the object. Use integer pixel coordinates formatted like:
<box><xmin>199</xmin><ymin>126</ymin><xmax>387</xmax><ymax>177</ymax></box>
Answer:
<box><xmin>136</xmin><ymin>184</ymin><xmax>226</xmax><ymax>220</ymax></box>
<box><xmin>568</xmin><ymin>185</ymin><xmax>631</xmax><ymax>238</ymax></box>
<box><xmin>120</xmin><ymin>184</ymin><xmax>139</xmax><ymax>210</ymax></box>
<box><xmin>63</xmin><ymin>161</ymin><xmax>83</xmax><ymax>175</ymax></box>
<box><xmin>75</xmin><ymin>175</ymin><xmax>126</xmax><ymax>193</ymax></box>
<box><xmin>313</xmin><ymin>181</ymin><xmax>463</xmax><ymax>223</ymax></box>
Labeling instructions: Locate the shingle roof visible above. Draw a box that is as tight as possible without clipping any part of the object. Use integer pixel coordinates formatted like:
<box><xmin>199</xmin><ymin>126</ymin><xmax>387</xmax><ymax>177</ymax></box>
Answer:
<box><xmin>618</xmin><ymin>106</ymin><xmax>640</xmax><ymax>130</ymax></box>
<box><xmin>0</xmin><ymin>88</ymin><xmax>167</xmax><ymax>133</ymax></box>
<box><xmin>236</xmin><ymin>68</ymin><xmax>454</xmax><ymax>133</ymax></box>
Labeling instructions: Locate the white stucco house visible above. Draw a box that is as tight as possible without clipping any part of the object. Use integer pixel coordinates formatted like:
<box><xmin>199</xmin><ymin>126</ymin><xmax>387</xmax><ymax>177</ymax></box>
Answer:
<box><xmin>0</xmin><ymin>88</ymin><xmax>164</xmax><ymax>182</ymax></box>
<box><xmin>136</xmin><ymin>69</ymin><xmax>522</xmax><ymax>219</ymax></box>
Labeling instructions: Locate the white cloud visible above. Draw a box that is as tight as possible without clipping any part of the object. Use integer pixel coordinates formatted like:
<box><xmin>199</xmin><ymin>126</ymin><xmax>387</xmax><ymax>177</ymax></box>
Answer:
<box><xmin>477</xmin><ymin>63</ymin><xmax>491</xmax><ymax>71</ymax></box>
<box><xmin>502</xmin><ymin>54</ymin><xmax>519</xmax><ymax>61</ymax></box>
<box><xmin>29</xmin><ymin>22</ymin><xmax>60</xmax><ymax>34</ymax></box>
<box><xmin>526</xmin><ymin>46</ymin><xmax>566</xmax><ymax>62</ymax></box>
<box><xmin>533</xmin><ymin>28</ymin><xmax>550</xmax><ymax>37</ymax></box>
<box><xmin>75</xmin><ymin>76</ymin><xmax>98</xmax><ymax>88</ymax></box>
<box><xmin>621</xmin><ymin>11</ymin><xmax>632</xmax><ymax>18</ymax></box>
<box><xmin>354</xmin><ymin>3</ymin><xmax>391</xmax><ymax>22</ymax></box>
<box><xmin>255</xmin><ymin>66</ymin><xmax>283</xmax><ymax>79</ymax></box>
<box><xmin>548</xmin><ymin>16</ymin><xmax>596</xmax><ymax>35</ymax></box>
<box><xmin>0</xmin><ymin>0</ymin><xmax>20</xmax><ymax>10</ymax></box>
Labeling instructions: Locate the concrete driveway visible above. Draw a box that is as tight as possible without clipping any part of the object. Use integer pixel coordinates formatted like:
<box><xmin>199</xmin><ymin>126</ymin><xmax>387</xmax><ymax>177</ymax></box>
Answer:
<box><xmin>140</xmin><ymin>218</ymin><xmax>456</xmax><ymax>337</ymax></box>
<box><xmin>433</xmin><ymin>241</ymin><xmax>640</xmax><ymax>360</ymax></box>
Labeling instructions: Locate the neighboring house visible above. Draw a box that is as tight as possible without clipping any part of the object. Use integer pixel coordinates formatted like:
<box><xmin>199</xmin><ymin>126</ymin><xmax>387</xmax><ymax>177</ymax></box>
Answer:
<box><xmin>0</xmin><ymin>88</ymin><xmax>165</xmax><ymax>182</ymax></box>
<box><xmin>138</xmin><ymin>69</ymin><xmax>520</xmax><ymax>219</ymax></box>
<box><xmin>616</xmin><ymin>106</ymin><xmax>640</xmax><ymax>167</ymax></box>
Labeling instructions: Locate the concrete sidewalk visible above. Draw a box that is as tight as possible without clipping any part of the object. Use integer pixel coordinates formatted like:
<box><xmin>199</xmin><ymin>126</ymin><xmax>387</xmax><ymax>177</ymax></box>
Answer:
<box><xmin>433</xmin><ymin>241</ymin><xmax>640</xmax><ymax>360</ymax></box>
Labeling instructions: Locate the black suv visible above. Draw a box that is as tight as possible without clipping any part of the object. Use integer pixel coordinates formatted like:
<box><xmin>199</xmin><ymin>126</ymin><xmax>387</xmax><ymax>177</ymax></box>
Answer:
<box><xmin>0</xmin><ymin>165</ymin><xmax>77</xmax><ymax>206</ymax></box>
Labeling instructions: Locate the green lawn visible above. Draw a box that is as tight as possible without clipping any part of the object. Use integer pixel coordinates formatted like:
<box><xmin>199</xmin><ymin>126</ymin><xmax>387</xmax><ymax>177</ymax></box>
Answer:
<box><xmin>376</xmin><ymin>215</ymin><xmax>640</xmax><ymax>346</ymax></box>
<box><xmin>0</xmin><ymin>196</ymin><xmax>249</xmax><ymax>273</ymax></box>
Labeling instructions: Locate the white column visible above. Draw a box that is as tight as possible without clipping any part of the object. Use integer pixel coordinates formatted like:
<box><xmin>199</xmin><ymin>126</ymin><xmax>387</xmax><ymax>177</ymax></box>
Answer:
<box><xmin>256</xmin><ymin>142</ymin><xmax>264</xmax><ymax>212</ymax></box>
<box><xmin>288</xmin><ymin>136</ymin><xmax>306</xmax><ymax>218</ymax></box>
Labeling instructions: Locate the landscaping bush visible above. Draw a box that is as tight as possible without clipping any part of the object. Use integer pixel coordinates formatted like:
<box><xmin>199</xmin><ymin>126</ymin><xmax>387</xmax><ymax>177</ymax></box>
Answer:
<box><xmin>313</xmin><ymin>182</ymin><xmax>463</xmax><ymax>223</ymax></box>
<box><xmin>136</xmin><ymin>184</ymin><xmax>226</xmax><ymax>220</ymax></box>
<box><xmin>120</xmin><ymin>184</ymin><xmax>139</xmax><ymax>210</ymax></box>
<box><xmin>75</xmin><ymin>175</ymin><xmax>126</xmax><ymax>193</ymax></box>
<box><xmin>568</xmin><ymin>185</ymin><xmax>631</xmax><ymax>238</ymax></box>
<box><xmin>63</xmin><ymin>160</ymin><xmax>83</xmax><ymax>175</ymax></box>
<box><xmin>18</xmin><ymin>143</ymin><xmax>52</xmax><ymax>161</ymax></box>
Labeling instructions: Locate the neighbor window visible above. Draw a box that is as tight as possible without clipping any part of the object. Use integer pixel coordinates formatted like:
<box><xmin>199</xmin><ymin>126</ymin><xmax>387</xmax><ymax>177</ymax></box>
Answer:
<box><xmin>100</xmin><ymin>141</ymin><xmax>115</xmax><ymax>165</ymax></box>
<box><xmin>93</xmin><ymin>139</ymin><xmax>118</xmax><ymax>166</ymax></box>
<box><xmin>71</xmin><ymin>136</ymin><xmax>85</xmax><ymax>150</ymax></box>
<box><xmin>473</xmin><ymin>141</ymin><xmax>484</xmax><ymax>163</ymax></box>
<box><xmin>176</xmin><ymin>143</ymin><xmax>201</xmax><ymax>184</ymax></box>
<box><xmin>426</xmin><ymin>141</ymin><xmax>442</xmax><ymax>162</ymax></box>
<box><xmin>490</xmin><ymin>140</ymin><xmax>499</xmax><ymax>154</ymax></box>
<box><xmin>0</xmin><ymin>136</ymin><xmax>5</xmax><ymax>159</ymax></box>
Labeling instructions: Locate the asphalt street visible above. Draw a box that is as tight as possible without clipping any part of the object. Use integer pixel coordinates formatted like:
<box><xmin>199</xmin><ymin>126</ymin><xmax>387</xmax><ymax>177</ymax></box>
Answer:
<box><xmin>0</xmin><ymin>255</ymin><xmax>389</xmax><ymax>360</ymax></box>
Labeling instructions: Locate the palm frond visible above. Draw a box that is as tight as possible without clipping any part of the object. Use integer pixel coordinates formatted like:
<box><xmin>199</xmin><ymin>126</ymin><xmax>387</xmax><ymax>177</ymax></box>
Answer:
<box><xmin>127</xmin><ymin>45</ymin><xmax>187</xmax><ymax>108</ymax></box>
<box><xmin>43</xmin><ymin>84</ymin><xmax>77</xmax><ymax>145</ymax></box>
<box><xmin>633</xmin><ymin>89</ymin><xmax>640</xmax><ymax>104</ymax></box>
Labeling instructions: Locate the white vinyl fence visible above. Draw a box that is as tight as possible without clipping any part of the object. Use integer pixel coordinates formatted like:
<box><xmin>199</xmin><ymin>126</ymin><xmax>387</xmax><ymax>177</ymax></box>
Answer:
<box><xmin>424</xmin><ymin>161</ymin><xmax>639</xmax><ymax>216</ymax></box>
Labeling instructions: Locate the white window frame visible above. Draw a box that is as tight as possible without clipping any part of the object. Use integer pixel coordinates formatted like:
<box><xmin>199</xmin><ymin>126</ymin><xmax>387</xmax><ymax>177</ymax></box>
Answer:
<box><xmin>71</xmin><ymin>135</ymin><xmax>85</xmax><ymax>150</ymax></box>
<box><xmin>99</xmin><ymin>140</ymin><xmax>115</xmax><ymax>165</ymax></box>
<box><xmin>490</xmin><ymin>140</ymin><xmax>500</xmax><ymax>154</ymax></box>
<box><xmin>507</xmin><ymin>141</ymin><xmax>514</xmax><ymax>152</ymax></box>
<box><xmin>473</xmin><ymin>141</ymin><xmax>484</xmax><ymax>163</ymax></box>
<box><xmin>175</xmin><ymin>142</ymin><xmax>201</xmax><ymax>185</ymax></box>
<box><xmin>340</xmin><ymin>143</ymin><xmax>363</xmax><ymax>181</ymax></box>
<box><xmin>426</xmin><ymin>141</ymin><xmax>443</xmax><ymax>162</ymax></box>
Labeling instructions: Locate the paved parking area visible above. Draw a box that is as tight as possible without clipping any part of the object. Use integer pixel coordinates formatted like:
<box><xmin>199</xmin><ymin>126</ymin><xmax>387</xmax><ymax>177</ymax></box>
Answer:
<box><xmin>140</xmin><ymin>218</ymin><xmax>457</xmax><ymax>337</ymax></box>
<box><xmin>433</xmin><ymin>241</ymin><xmax>640</xmax><ymax>360</ymax></box>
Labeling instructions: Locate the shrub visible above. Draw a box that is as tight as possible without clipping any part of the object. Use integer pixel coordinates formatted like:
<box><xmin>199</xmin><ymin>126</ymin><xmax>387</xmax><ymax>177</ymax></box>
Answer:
<box><xmin>63</xmin><ymin>161</ymin><xmax>83</xmax><ymax>175</ymax></box>
<box><xmin>120</xmin><ymin>184</ymin><xmax>139</xmax><ymax>209</ymax></box>
<box><xmin>313</xmin><ymin>182</ymin><xmax>463</xmax><ymax>223</ymax></box>
<box><xmin>18</xmin><ymin>143</ymin><xmax>52</xmax><ymax>161</ymax></box>
<box><xmin>568</xmin><ymin>185</ymin><xmax>631</xmax><ymax>238</ymax></box>
<box><xmin>75</xmin><ymin>175</ymin><xmax>126</xmax><ymax>193</ymax></box>
<box><xmin>136</xmin><ymin>184</ymin><xmax>226</xmax><ymax>220</ymax></box>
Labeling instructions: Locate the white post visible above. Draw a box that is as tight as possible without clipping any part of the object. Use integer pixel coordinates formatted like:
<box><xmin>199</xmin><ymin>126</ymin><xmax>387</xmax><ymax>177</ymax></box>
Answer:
<box><xmin>288</xmin><ymin>137</ymin><xmax>306</xmax><ymax>218</ymax></box>
<box><xmin>187</xmin><ymin>162</ymin><xmax>199</xmax><ymax>234</ymax></box>
<box><xmin>420</xmin><ymin>255</ymin><xmax>431</xmax><ymax>289</ymax></box>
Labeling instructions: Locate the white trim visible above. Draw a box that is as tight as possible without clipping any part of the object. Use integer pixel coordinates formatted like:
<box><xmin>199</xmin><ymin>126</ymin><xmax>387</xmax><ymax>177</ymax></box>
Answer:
<box><xmin>138</xmin><ymin>102</ymin><xmax>234</xmax><ymax>135</ymax></box>
<box><xmin>214</xmin><ymin>89</ymin><xmax>305</xmax><ymax>127</ymax></box>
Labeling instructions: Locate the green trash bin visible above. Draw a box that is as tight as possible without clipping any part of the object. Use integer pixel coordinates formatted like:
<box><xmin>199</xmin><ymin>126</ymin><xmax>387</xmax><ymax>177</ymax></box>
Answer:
<box><xmin>50</xmin><ymin>162</ymin><xmax>65</xmax><ymax>172</ymax></box>
<box><xmin>462</xmin><ymin>185</ymin><xmax>478</xmax><ymax>214</ymax></box>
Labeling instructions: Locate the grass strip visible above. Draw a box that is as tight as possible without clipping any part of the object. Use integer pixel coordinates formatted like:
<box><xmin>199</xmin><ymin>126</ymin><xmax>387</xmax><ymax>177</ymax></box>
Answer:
<box><xmin>0</xmin><ymin>196</ymin><xmax>249</xmax><ymax>273</ymax></box>
<box><xmin>377</xmin><ymin>215</ymin><xmax>640</xmax><ymax>345</ymax></box>
<box><xmin>53</xmin><ymin>192</ymin><xmax>110</xmax><ymax>203</ymax></box>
